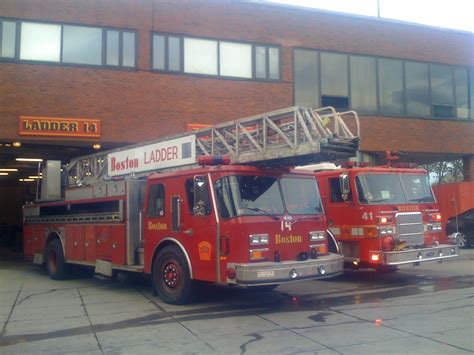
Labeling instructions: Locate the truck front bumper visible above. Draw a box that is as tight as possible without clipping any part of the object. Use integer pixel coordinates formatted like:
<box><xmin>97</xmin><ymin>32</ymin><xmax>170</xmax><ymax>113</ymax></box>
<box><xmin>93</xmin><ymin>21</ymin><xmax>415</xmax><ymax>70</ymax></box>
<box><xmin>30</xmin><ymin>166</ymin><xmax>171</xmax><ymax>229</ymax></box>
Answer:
<box><xmin>228</xmin><ymin>253</ymin><xmax>344</xmax><ymax>285</ymax></box>
<box><xmin>372</xmin><ymin>244</ymin><xmax>459</xmax><ymax>266</ymax></box>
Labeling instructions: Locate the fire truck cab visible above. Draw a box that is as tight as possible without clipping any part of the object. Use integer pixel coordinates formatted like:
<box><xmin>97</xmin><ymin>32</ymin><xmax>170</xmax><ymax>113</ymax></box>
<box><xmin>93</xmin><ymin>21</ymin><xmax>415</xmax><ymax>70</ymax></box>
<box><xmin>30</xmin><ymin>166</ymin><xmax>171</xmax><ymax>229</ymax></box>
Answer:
<box><xmin>312</xmin><ymin>163</ymin><xmax>459</xmax><ymax>271</ymax></box>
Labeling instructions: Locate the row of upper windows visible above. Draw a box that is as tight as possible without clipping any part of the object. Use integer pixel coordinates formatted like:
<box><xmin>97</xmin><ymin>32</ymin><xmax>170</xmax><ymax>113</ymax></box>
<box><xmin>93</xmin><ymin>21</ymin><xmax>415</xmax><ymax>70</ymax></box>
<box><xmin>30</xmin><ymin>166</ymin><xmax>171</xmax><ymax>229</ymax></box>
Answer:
<box><xmin>294</xmin><ymin>49</ymin><xmax>474</xmax><ymax>120</ymax></box>
<box><xmin>0</xmin><ymin>18</ymin><xmax>280</xmax><ymax>80</ymax></box>
<box><xmin>1</xmin><ymin>18</ymin><xmax>472</xmax><ymax>119</ymax></box>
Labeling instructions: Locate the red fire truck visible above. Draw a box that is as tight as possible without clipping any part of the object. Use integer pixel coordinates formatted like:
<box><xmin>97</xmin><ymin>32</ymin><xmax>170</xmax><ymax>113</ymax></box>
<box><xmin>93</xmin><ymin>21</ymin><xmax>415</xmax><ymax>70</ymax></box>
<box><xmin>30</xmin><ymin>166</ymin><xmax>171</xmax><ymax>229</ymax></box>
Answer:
<box><xmin>23</xmin><ymin>106</ymin><xmax>360</xmax><ymax>304</ymax></box>
<box><xmin>307</xmin><ymin>154</ymin><xmax>459</xmax><ymax>271</ymax></box>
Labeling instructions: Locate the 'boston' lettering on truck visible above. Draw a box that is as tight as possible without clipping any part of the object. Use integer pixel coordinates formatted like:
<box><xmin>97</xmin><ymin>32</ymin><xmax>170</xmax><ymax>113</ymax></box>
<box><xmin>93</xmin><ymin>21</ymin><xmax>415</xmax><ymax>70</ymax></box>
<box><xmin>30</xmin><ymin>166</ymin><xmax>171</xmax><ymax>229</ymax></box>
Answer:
<box><xmin>110</xmin><ymin>156</ymin><xmax>139</xmax><ymax>172</ymax></box>
<box><xmin>275</xmin><ymin>234</ymin><xmax>303</xmax><ymax>244</ymax></box>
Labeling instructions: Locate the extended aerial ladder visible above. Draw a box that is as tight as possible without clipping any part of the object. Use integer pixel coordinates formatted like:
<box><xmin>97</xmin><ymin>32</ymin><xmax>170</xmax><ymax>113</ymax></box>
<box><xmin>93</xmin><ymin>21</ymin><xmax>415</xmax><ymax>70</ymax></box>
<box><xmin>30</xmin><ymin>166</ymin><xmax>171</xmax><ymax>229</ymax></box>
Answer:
<box><xmin>66</xmin><ymin>106</ymin><xmax>360</xmax><ymax>186</ymax></box>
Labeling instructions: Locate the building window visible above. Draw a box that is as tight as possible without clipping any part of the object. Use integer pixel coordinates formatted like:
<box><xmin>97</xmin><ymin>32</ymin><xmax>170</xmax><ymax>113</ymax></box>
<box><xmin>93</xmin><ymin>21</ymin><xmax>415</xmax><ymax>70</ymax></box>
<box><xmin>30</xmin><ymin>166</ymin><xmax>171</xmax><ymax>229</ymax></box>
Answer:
<box><xmin>255</xmin><ymin>45</ymin><xmax>280</xmax><ymax>80</ymax></box>
<box><xmin>152</xmin><ymin>34</ymin><xmax>181</xmax><ymax>71</ymax></box>
<box><xmin>321</xmin><ymin>52</ymin><xmax>348</xmax><ymax>110</ymax></box>
<box><xmin>454</xmin><ymin>68</ymin><xmax>469</xmax><ymax>119</ymax></box>
<box><xmin>62</xmin><ymin>25</ymin><xmax>102</xmax><ymax>65</ymax></box>
<box><xmin>378</xmin><ymin>58</ymin><xmax>404</xmax><ymax>115</ymax></box>
<box><xmin>294</xmin><ymin>49</ymin><xmax>319</xmax><ymax>107</ymax></box>
<box><xmin>0</xmin><ymin>20</ymin><xmax>16</xmax><ymax>59</ymax></box>
<box><xmin>430</xmin><ymin>64</ymin><xmax>455</xmax><ymax>118</ymax></box>
<box><xmin>219</xmin><ymin>41</ymin><xmax>252</xmax><ymax>78</ymax></box>
<box><xmin>1</xmin><ymin>18</ymin><xmax>136</xmax><ymax>69</ymax></box>
<box><xmin>106</xmin><ymin>30</ymin><xmax>119</xmax><ymax>66</ymax></box>
<box><xmin>350</xmin><ymin>55</ymin><xmax>377</xmax><ymax>113</ymax></box>
<box><xmin>152</xmin><ymin>33</ymin><xmax>280</xmax><ymax>81</ymax></box>
<box><xmin>184</xmin><ymin>38</ymin><xmax>218</xmax><ymax>75</ymax></box>
<box><xmin>122</xmin><ymin>31</ymin><xmax>136</xmax><ymax>67</ymax></box>
<box><xmin>405</xmin><ymin>61</ymin><xmax>429</xmax><ymax>117</ymax></box>
<box><xmin>20</xmin><ymin>22</ymin><xmax>61</xmax><ymax>62</ymax></box>
<box><xmin>268</xmin><ymin>47</ymin><xmax>280</xmax><ymax>80</ymax></box>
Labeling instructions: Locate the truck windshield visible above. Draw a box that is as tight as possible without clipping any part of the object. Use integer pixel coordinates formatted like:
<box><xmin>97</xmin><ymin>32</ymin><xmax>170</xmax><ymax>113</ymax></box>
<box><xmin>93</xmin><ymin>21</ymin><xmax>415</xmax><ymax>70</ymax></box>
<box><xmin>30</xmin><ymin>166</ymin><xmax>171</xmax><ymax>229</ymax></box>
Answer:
<box><xmin>356</xmin><ymin>173</ymin><xmax>435</xmax><ymax>205</ymax></box>
<box><xmin>214</xmin><ymin>175</ymin><xmax>322</xmax><ymax>218</ymax></box>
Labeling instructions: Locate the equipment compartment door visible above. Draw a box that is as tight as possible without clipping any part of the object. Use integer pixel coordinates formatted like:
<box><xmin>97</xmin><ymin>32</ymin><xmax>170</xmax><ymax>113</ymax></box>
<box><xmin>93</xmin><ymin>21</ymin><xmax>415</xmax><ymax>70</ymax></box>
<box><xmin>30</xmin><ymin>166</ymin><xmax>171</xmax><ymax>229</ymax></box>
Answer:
<box><xmin>96</xmin><ymin>226</ymin><xmax>112</xmax><ymax>260</ymax></box>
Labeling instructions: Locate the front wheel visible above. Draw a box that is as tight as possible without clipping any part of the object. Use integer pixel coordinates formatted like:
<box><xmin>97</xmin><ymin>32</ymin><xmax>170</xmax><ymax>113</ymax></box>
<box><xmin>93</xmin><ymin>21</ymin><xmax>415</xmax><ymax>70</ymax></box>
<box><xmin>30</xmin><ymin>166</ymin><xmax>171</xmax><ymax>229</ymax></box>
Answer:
<box><xmin>152</xmin><ymin>245</ymin><xmax>193</xmax><ymax>304</ymax></box>
<box><xmin>45</xmin><ymin>239</ymin><xmax>70</xmax><ymax>280</ymax></box>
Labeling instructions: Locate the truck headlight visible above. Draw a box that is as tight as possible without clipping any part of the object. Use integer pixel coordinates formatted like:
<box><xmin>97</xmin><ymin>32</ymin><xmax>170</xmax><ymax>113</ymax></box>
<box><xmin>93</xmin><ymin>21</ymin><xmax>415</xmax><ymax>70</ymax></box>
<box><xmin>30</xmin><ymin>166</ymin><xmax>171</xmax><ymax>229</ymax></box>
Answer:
<box><xmin>379</xmin><ymin>227</ymin><xmax>394</xmax><ymax>235</ymax></box>
<box><xmin>309</xmin><ymin>231</ymin><xmax>325</xmax><ymax>241</ymax></box>
<box><xmin>426</xmin><ymin>223</ymin><xmax>442</xmax><ymax>232</ymax></box>
<box><xmin>249</xmin><ymin>234</ymin><xmax>269</xmax><ymax>245</ymax></box>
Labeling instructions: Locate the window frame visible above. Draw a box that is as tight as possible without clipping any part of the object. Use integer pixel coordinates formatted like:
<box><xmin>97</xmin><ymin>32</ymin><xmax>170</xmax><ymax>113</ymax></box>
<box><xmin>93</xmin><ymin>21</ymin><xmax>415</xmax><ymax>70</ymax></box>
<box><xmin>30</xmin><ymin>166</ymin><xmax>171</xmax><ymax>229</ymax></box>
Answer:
<box><xmin>0</xmin><ymin>17</ymin><xmax>137</xmax><ymax>70</ymax></box>
<box><xmin>151</xmin><ymin>32</ymin><xmax>281</xmax><ymax>82</ymax></box>
<box><xmin>147</xmin><ymin>183</ymin><xmax>166</xmax><ymax>218</ymax></box>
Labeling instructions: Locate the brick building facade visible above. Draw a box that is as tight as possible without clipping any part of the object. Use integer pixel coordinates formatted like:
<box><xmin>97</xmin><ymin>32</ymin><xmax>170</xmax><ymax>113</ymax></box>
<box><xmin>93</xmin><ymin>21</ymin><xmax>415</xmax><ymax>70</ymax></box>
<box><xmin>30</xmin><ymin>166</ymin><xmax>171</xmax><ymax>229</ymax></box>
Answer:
<box><xmin>0</xmin><ymin>0</ymin><xmax>473</xmax><ymax>228</ymax></box>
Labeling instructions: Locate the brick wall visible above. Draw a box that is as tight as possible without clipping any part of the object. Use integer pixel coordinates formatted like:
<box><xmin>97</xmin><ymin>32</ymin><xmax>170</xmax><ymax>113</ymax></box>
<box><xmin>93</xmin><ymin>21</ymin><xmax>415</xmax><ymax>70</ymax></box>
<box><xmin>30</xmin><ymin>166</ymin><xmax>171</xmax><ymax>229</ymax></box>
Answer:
<box><xmin>0</xmin><ymin>0</ymin><xmax>473</xmax><ymax>155</ymax></box>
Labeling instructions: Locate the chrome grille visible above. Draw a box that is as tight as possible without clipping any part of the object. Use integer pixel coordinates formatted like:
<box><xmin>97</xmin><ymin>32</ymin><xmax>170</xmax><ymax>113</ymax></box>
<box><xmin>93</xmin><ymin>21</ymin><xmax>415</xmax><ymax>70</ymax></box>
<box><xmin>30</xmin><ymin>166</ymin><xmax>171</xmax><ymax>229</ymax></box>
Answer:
<box><xmin>395</xmin><ymin>212</ymin><xmax>424</xmax><ymax>246</ymax></box>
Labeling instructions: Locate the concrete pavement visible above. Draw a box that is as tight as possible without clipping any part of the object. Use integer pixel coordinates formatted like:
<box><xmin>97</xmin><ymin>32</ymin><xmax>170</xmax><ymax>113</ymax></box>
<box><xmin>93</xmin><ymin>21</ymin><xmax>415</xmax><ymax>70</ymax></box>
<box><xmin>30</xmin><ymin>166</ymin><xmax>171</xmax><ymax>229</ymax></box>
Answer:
<box><xmin>1</xmin><ymin>249</ymin><xmax>473</xmax><ymax>354</ymax></box>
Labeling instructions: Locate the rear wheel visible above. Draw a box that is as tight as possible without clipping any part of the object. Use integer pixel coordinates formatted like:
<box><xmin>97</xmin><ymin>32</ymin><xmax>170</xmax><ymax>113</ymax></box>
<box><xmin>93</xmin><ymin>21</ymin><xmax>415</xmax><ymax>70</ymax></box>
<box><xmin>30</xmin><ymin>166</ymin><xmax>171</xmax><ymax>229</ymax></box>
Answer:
<box><xmin>152</xmin><ymin>245</ymin><xmax>193</xmax><ymax>304</ymax></box>
<box><xmin>45</xmin><ymin>239</ymin><xmax>70</xmax><ymax>280</ymax></box>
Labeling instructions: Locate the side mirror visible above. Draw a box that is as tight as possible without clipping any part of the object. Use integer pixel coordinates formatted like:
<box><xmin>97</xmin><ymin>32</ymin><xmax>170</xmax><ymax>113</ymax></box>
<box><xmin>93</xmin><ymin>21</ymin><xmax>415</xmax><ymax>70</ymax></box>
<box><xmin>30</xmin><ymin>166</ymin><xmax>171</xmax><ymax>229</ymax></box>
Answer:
<box><xmin>339</xmin><ymin>174</ymin><xmax>351</xmax><ymax>195</ymax></box>
<box><xmin>193</xmin><ymin>175</ymin><xmax>210</xmax><ymax>216</ymax></box>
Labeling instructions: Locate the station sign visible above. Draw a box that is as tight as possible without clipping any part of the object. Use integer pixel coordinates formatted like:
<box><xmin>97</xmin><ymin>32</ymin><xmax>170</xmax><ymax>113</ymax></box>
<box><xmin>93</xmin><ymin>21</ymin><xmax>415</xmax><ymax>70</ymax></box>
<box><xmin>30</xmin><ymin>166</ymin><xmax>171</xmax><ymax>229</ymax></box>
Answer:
<box><xmin>107</xmin><ymin>135</ymin><xmax>196</xmax><ymax>177</ymax></box>
<box><xmin>19</xmin><ymin>116</ymin><xmax>101</xmax><ymax>138</ymax></box>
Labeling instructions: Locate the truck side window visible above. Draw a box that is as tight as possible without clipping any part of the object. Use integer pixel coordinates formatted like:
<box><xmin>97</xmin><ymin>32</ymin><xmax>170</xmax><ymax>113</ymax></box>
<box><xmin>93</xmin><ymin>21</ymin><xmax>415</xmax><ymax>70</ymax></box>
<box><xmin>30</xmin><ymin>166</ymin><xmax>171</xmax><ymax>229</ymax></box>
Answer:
<box><xmin>330</xmin><ymin>177</ymin><xmax>351</xmax><ymax>202</ymax></box>
<box><xmin>147</xmin><ymin>184</ymin><xmax>165</xmax><ymax>217</ymax></box>
<box><xmin>185</xmin><ymin>178</ymin><xmax>211</xmax><ymax>216</ymax></box>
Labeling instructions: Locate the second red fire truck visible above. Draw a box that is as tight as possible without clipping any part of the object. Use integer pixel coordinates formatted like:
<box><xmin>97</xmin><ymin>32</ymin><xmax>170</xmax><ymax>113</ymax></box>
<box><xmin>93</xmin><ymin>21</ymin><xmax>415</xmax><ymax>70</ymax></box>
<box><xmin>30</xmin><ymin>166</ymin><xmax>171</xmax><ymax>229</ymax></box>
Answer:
<box><xmin>23</xmin><ymin>106</ymin><xmax>360</xmax><ymax>304</ymax></box>
<box><xmin>306</xmin><ymin>153</ymin><xmax>459</xmax><ymax>271</ymax></box>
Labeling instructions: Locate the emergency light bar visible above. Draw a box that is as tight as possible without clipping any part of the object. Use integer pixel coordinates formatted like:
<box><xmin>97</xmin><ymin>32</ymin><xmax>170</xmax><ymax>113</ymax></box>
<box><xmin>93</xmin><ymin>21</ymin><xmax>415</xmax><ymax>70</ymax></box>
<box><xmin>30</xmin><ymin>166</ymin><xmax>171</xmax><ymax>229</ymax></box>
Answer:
<box><xmin>197</xmin><ymin>155</ymin><xmax>231</xmax><ymax>166</ymax></box>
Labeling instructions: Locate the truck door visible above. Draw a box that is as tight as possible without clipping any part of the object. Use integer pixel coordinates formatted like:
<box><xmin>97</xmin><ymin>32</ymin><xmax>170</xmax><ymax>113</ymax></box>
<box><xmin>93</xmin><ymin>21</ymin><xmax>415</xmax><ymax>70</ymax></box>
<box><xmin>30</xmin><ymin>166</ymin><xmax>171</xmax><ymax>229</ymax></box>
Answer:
<box><xmin>179</xmin><ymin>175</ymin><xmax>217</xmax><ymax>283</ymax></box>
<box><xmin>326</xmin><ymin>175</ymin><xmax>360</xmax><ymax>260</ymax></box>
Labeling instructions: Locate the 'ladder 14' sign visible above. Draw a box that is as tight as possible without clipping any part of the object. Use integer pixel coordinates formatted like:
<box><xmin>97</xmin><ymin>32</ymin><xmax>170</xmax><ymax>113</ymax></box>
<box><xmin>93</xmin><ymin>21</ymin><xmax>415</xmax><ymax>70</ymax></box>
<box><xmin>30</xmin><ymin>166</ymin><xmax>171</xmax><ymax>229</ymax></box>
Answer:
<box><xmin>107</xmin><ymin>136</ymin><xmax>196</xmax><ymax>177</ymax></box>
<box><xmin>19</xmin><ymin>116</ymin><xmax>101</xmax><ymax>138</ymax></box>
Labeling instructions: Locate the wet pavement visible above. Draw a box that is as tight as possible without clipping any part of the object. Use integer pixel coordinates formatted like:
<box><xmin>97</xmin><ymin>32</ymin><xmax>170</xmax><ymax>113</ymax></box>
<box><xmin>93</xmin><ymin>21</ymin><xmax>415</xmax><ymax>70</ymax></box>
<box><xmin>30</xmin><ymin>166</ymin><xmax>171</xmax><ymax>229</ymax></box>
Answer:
<box><xmin>0</xmin><ymin>249</ymin><xmax>473</xmax><ymax>354</ymax></box>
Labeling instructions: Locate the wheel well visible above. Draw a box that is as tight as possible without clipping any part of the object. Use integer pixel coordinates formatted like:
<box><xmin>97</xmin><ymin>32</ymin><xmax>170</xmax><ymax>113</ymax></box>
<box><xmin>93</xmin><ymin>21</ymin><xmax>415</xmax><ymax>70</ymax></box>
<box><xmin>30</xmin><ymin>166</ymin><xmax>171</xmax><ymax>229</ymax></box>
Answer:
<box><xmin>44</xmin><ymin>233</ymin><xmax>64</xmax><ymax>257</ymax></box>
<box><xmin>151</xmin><ymin>239</ymin><xmax>193</xmax><ymax>279</ymax></box>
<box><xmin>327</xmin><ymin>229</ymin><xmax>340</xmax><ymax>254</ymax></box>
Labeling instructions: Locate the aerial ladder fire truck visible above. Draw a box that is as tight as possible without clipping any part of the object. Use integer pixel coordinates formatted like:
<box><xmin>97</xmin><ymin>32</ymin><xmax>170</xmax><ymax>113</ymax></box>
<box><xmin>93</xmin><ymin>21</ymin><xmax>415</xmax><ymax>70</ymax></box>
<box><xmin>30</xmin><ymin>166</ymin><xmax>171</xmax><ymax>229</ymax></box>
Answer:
<box><xmin>23</xmin><ymin>106</ymin><xmax>360</xmax><ymax>304</ymax></box>
<box><xmin>303</xmin><ymin>151</ymin><xmax>459</xmax><ymax>272</ymax></box>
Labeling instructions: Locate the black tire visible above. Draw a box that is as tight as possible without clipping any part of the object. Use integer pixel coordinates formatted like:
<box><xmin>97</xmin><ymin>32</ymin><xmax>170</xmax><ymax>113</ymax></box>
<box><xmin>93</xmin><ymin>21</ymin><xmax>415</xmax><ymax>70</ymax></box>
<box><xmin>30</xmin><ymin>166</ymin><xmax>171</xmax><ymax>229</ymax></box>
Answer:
<box><xmin>152</xmin><ymin>245</ymin><xmax>193</xmax><ymax>304</ymax></box>
<box><xmin>458</xmin><ymin>231</ymin><xmax>472</xmax><ymax>249</ymax></box>
<box><xmin>247</xmin><ymin>284</ymin><xmax>278</xmax><ymax>292</ymax></box>
<box><xmin>45</xmin><ymin>239</ymin><xmax>70</xmax><ymax>280</ymax></box>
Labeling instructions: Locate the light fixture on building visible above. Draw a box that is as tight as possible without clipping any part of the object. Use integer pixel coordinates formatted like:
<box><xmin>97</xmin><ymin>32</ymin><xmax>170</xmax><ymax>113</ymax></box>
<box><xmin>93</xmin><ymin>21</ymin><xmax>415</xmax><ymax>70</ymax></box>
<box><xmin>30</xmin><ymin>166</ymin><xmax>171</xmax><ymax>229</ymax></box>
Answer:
<box><xmin>0</xmin><ymin>168</ymin><xmax>18</xmax><ymax>172</ymax></box>
<box><xmin>16</xmin><ymin>158</ymin><xmax>43</xmax><ymax>162</ymax></box>
<box><xmin>28</xmin><ymin>175</ymin><xmax>43</xmax><ymax>179</ymax></box>
<box><xmin>0</xmin><ymin>172</ymin><xmax>8</xmax><ymax>176</ymax></box>
<box><xmin>93</xmin><ymin>143</ymin><xmax>101</xmax><ymax>149</ymax></box>
<box><xmin>19</xmin><ymin>178</ymin><xmax>35</xmax><ymax>182</ymax></box>
<box><xmin>12</xmin><ymin>142</ymin><xmax>21</xmax><ymax>147</ymax></box>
